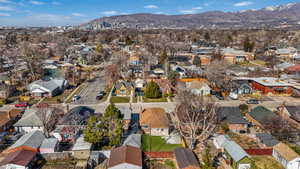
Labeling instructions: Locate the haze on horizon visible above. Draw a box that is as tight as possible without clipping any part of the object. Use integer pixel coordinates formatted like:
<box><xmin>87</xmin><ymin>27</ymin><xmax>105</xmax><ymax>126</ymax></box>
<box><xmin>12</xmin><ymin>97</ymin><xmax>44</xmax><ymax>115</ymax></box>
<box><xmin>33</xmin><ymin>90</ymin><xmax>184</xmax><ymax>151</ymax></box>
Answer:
<box><xmin>0</xmin><ymin>0</ymin><xmax>298</xmax><ymax>27</ymax></box>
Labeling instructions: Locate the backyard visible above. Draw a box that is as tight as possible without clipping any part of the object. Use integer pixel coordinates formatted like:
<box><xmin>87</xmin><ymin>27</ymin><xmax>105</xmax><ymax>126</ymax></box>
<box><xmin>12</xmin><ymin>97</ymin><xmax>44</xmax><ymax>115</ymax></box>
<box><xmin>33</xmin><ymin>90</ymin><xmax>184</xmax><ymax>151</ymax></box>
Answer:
<box><xmin>252</xmin><ymin>156</ymin><xmax>283</xmax><ymax>169</ymax></box>
<box><xmin>141</xmin><ymin>135</ymin><xmax>182</xmax><ymax>152</ymax></box>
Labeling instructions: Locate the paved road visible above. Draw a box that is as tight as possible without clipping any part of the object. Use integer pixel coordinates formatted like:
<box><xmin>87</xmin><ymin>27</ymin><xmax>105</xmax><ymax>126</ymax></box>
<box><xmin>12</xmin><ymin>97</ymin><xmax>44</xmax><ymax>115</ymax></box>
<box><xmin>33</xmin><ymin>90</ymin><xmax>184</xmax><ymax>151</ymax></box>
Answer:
<box><xmin>74</xmin><ymin>72</ymin><xmax>106</xmax><ymax>105</ymax></box>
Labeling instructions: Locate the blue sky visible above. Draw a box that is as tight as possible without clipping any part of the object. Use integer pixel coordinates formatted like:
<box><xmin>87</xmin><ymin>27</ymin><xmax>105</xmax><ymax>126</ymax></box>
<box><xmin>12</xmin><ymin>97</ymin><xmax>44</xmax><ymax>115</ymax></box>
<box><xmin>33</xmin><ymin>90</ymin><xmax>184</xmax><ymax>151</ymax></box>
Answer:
<box><xmin>0</xmin><ymin>0</ymin><xmax>299</xmax><ymax>26</ymax></box>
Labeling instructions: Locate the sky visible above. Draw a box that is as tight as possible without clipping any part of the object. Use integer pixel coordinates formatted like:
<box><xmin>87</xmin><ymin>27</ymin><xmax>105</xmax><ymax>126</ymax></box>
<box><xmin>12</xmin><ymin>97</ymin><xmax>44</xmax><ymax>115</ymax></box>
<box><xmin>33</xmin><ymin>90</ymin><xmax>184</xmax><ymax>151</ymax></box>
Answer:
<box><xmin>0</xmin><ymin>0</ymin><xmax>299</xmax><ymax>27</ymax></box>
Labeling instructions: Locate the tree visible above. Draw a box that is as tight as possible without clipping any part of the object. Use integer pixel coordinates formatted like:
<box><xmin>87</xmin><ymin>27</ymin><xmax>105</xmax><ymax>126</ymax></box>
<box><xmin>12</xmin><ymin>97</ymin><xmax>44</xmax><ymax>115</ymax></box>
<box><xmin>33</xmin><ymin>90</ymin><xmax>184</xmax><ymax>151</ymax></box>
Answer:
<box><xmin>172</xmin><ymin>91</ymin><xmax>217</xmax><ymax>149</ymax></box>
<box><xmin>193</xmin><ymin>55</ymin><xmax>201</xmax><ymax>67</ymax></box>
<box><xmin>243</xmin><ymin>36</ymin><xmax>255</xmax><ymax>52</ymax></box>
<box><xmin>84</xmin><ymin>103</ymin><xmax>123</xmax><ymax>148</ymax></box>
<box><xmin>168</xmin><ymin>71</ymin><xmax>180</xmax><ymax>87</ymax></box>
<box><xmin>38</xmin><ymin>106</ymin><xmax>61</xmax><ymax>138</ymax></box>
<box><xmin>201</xmin><ymin>147</ymin><xmax>214</xmax><ymax>169</ymax></box>
<box><xmin>145</xmin><ymin>81</ymin><xmax>162</xmax><ymax>99</ymax></box>
<box><xmin>159</xmin><ymin>49</ymin><xmax>168</xmax><ymax>64</ymax></box>
<box><xmin>205</xmin><ymin>60</ymin><xmax>232</xmax><ymax>92</ymax></box>
<box><xmin>204</xmin><ymin>32</ymin><xmax>210</xmax><ymax>41</ymax></box>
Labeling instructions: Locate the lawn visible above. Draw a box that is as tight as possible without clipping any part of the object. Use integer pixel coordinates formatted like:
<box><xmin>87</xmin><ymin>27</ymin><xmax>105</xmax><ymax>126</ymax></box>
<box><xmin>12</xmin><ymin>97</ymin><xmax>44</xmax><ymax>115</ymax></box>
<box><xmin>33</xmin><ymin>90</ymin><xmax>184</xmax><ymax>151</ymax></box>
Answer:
<box><xmin>141</xmin><ymin>134</ymin><xmax>182</xmax><ymax>152</ymax></box>
<box><xmin>143</xmin><ymin>97</ymin><xmax>168</xmax><ymax>103</ymax></box>
<box><xmin>252</xmin><ymin>156</ymin><xmax>283</xmax><ymax>169</ymax></box>
<box><xmin>42</xmin><ymin>89</ymin><xmax>74</xmax><ymax>104</ymax></box>
<box><xmin>251</xmin><ymin>60</ymin><xmax>267</xmax><ymax>66</ymax></box>
<box><xmin>147</xmin><ymin>159</ymin><xmax>177</xmax><ymax>169</ymax></box>
<box><xmin>110</xmin><ymin>96</ymin><xmax>130</xmax><ymax>103</ymax></box>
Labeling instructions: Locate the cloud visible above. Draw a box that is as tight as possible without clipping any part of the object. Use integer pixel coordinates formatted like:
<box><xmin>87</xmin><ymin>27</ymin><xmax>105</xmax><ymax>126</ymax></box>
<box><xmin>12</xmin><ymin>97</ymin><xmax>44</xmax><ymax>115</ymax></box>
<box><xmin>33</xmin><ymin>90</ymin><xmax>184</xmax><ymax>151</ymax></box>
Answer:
<box><xmin>0</xmin><ymin>12</ymin><xmax>10</xmax><ymax>16</ymax></box>
<box><xmin>0</xmin><ymin>0</ymin><xmax>11</xmax><ymax>3</ymax></box>
<box><xmin>179</xmin><ymin>9</ymin><xmax>197</xmax><ymax>14</ymax></box>
<box><xmin>52</xmin><ymin>1</ymin><xmax>61</xmax><ymax>5</ymax></box>
<box><xmin>144</xmin><ymin>5</ymin><xmax>158</xmax><ymax>9</ymax></box>
<box><xmin>29</xmin><ymin>0</ymin><xmax>45</xmax><ymax>5</ymax></box>
<box><xmin>0</xmin><ymin>6</ymin><xmax>13</xmax><ymax>11</ymax></box>
<box><xmin>72</xmin><ymin>13</ymin><xmax>85</xmax><ymax>17</ymax></box>
<box><xmin>102</xmin><ymin>10</ymin><xmax>118</xmax><ymax>15</ymax></box>
<box><xmin>234</xmin><ymin>1</ymin><xmax>253</xmax><ymax>7</ymax></box>
<box><xmin>192</xmin><ymin>6</ymin><xmax>202</xmax><ymax>10</ymax></box>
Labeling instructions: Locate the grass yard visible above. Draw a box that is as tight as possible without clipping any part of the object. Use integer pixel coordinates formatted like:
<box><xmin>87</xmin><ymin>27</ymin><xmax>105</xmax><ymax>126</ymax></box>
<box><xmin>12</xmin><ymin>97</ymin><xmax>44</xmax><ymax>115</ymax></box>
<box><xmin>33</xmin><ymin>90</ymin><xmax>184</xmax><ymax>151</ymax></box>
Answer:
<box><xmin>251</xmin><ymin>60</ymin><xmax>267</xmax><ymax>66</ymax></box>
<box><xmin>110</xmin><ymin>96</ymin><xmax>130</xmax><ymax>103</ymax></box>
<box><xmin>143</xmin><ymin>97</ymin><xmax>168</xmax><ymax>103</ymax></box>
<box><xmin>147</xmin><ymin>159</ymin><xmax>177</xmax><ymax>169</ymax></box>
<box><xmin>253</xmin><ymin>156</ymin><xmax>283</xmax><ymax>169</ymax></box>
<box><xmin>42</xmin><ymin>89</ymin><xmax>74</xmax><ymax>104</ymax></box>
<box><xmin>228</xmin><ymin>132</ymin><xmax>260</xmax><ymax>149</ymax></box>
<box><xmin>141</xmin><ymin>134</ymin><xmax>182</xmax><ymax>152</ymax></box>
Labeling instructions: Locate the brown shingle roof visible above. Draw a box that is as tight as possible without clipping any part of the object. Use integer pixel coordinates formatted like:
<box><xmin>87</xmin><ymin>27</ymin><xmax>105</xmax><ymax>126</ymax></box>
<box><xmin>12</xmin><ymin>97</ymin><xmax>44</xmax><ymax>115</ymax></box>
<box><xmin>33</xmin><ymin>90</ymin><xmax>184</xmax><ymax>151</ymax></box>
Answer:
<box><xmin>273</xmin><ymin>142</ymin><xmax>300</xmax><ymax>161</ymax></box>
<box><xmin>140</xmin><ymin>108</ymin><xmax>169</xmax><ymax>128</ymax></box>
<box><xmin>0</xmin><ymin>149</ymin><xmax>37</xmax><ymax>166</ymax></box>
<box><xmin>108</xmin><ymin>145</ymin><xmax>142</xmax><ymax>168</ymax></box>
<box><xmin>174</xmin><ymin>147</ymin><xmax>199</xmax><ymax>169</ymax></box>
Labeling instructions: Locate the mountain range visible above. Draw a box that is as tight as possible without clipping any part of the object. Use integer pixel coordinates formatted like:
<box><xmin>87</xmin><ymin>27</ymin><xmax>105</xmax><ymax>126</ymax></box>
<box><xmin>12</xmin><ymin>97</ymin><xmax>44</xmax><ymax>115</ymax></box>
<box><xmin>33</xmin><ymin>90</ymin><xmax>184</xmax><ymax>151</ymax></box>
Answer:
<box><xmin>82</xmin><ymin>3</ymin><xmax>300</xmax><ymax>29</ymax></box>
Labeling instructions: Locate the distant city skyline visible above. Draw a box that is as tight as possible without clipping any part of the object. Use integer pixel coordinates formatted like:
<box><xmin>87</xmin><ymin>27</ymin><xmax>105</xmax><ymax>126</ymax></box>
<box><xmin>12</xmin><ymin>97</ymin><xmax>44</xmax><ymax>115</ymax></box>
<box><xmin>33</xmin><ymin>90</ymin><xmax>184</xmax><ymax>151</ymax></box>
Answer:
<box><xmin>0</xmin><ymin>0</ymin><xmax>298</xmax><ymax>27</ymax></box>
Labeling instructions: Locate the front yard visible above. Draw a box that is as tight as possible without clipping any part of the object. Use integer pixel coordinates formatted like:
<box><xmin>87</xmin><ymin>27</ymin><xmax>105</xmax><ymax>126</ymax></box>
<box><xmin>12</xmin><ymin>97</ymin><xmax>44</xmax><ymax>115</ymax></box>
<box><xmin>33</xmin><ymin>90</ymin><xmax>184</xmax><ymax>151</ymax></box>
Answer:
<box><xmin>143</xmin><ymin>97</ymin><xmax>168</xmax><ymax>103</ymax></box>
<box><xmin>141</xmin><ymin>135</ymin><xmax>182</xmax><ymax>152</ymax></box>
<box><xmin>110</xmin><ymin>96</ymin><xmax>130</xmax><ymax>103</ymax></box>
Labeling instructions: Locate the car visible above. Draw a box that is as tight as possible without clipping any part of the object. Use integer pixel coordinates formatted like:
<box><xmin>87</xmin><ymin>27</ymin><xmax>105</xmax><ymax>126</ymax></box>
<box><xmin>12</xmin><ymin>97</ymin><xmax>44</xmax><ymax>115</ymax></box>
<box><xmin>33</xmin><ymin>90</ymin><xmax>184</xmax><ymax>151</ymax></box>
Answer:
<box><xmin>96</xmin><ymin>91</ymin><xmax>105</xmax><ymax>100</ymax></box>
<box><xmin>15</xmin><ymin>102</ymin><xmax>29</xmax><ymax>108</ymax></box>
<box><xmin>246</xmin><ymin>99</ymin><xmax>259</xmax><ymax>104</ymax></box>
<box><xmin>215</xmin><ymin>94</ymin><xmax>224</xmax><ymax>100</ymax></box>
<box><xmin>72</xmin><ymin>95</ymin><xmax>81</xmax><ymax>102</ymax></box>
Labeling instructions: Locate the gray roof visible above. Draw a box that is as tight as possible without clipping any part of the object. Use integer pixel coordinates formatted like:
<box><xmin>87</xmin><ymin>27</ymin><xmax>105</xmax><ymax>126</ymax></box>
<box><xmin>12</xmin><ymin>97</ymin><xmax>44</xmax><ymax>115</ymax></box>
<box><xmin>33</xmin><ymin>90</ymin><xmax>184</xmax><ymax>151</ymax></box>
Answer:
<box><xmin>114</xmin><ymin>81</ymin><xmax>133</xmax><ymax>90</ymax></box>
<box><xmin>248</xmin><ymin>106</ymin><xmax>280</xmax><ymax>125</ymax></box>
<box><xmin>256</xmin><ymin>133</ymin><xmax>279</xmax><ymax>147</ymax></box>
<box><xmin>285</xmin><ymin>106</ymin><xmax>300</xmax><ymax>123</ymax></box>
<box><xmin>216</xmin><ymin>107</ymin><xmax>248</xmax><ymax>124</ymax></box>
<box><xmin>9</xmin><ymin>131</ymin><xmax>45</xmax><ymax>150</ymax></box>
<box><xmin>123</xmin><ymin>134</ymin><xmax>141</xmax><ymax>148</ymax></box>
<box><xmin>223</xmin><ymin>136</ymin><xmax>250</xmax><ymax>162</ymax></box>
<box><xmin>29</xmin><ymin>78</ymin><xmax>67</xmax><ymax>92</ymax></box>
<box><xmin>40</xmin><ymin>138</ymin><xmax>58</xmax><ymax>149</ymax></box>
<box><xmin>174</xmin><ymin>147</ymin><xmax>199</xmax><ymax>169</ymax></box>
<box><xmin>14</xmin><ymin>108</ymin><xmax>43</xmax><ymax>127</ymax></box>
<box><xmin>72</xmin><ymin>135</ymin><xmax>92</xmax><ymax>151</ymax></box>
<box><xmin>58</xmin><ymin>106</ymin><xmax>94</xmax><ymax>125</ymax></box>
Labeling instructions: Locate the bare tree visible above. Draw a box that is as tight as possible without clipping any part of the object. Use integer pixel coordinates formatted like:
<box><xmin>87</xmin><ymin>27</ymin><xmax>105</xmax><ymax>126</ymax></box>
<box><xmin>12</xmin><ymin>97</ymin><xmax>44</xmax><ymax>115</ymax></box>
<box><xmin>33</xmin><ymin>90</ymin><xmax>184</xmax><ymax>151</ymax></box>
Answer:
<box><xmin>205</xmin><ymin>60</ymin><xmax>232</xmax><ymax>92</ymax></box>
<box><xmin>38</xmin><ymin>106</ymin><xmax>61</xmax><ymax>138</ymax></box>
<box><xmin>171</xmin><ymin>91</ymin><xmax>217</xmax><ymax>149</ymax></box>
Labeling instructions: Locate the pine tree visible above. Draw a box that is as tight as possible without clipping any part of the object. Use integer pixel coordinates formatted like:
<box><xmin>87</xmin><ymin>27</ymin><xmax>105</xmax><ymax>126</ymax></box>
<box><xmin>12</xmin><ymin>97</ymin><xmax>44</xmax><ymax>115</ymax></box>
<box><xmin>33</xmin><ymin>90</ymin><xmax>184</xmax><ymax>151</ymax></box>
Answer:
<box><xmin>145</xmin><ymin>81</ymin><xmax>162</xmax><ymax>99</ymax></box>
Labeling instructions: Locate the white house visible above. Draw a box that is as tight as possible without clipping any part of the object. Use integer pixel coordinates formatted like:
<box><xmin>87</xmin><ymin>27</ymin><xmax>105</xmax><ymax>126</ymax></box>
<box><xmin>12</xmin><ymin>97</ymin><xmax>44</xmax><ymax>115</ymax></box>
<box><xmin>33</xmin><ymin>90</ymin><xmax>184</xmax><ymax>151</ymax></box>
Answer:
<box><xmin>186</xmin><ymin>80</ymin><xmax>211</xmax><ymax>96</ymax></box>
<box><xmin>273</xmin><ymin>142</ymin><xmax>300</xmax><ymax>169</ymax></box>
<box><xmin>28</xmin><ymin>78</ymin><xmax>68</xmax><ymax>98</ymax></box>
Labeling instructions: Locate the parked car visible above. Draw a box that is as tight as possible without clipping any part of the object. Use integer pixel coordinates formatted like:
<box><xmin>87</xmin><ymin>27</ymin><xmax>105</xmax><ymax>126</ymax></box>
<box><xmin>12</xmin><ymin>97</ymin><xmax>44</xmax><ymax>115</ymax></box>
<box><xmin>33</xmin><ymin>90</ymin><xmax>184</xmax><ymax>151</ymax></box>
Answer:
<box><xmin>215</xmin><ymin>94</ymin><xmax>224</xmax><ymax>100</ymax></box>
<box><xmin>246</xmin><ymin>99</ymin><xmax>259</xmax><ymax>104</ymax></box>
<box><xmin>15</xmin><ymin>102</ymin><xmax>29</xmax><ymax>108</ymax></box>
<box><xmin>96</xmin><ymin>91</ymin><xmax>105</xmax><ymax>100</ymax></box>
<box><xmin>72</xmin><ymin>95</ymin><xmax>81</xmax><ymax>102</ymax></box>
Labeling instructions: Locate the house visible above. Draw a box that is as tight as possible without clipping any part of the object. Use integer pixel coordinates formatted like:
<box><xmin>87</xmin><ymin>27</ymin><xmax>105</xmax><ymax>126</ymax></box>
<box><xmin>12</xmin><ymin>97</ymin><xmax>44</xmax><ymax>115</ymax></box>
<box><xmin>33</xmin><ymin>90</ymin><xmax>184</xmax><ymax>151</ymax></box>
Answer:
<box><xmin>114</xmin><ymin>81</ymin><xmax>134</xmax><ymax>97</ymax></box>
<box><xmin>0</xmin><ymin>83</ymin><xmax>16</xmax><ymax>99</ymax></box>
<box><xmin>216</xmin><ymin>107</ymin><xmax>248</xmax><ymax>133</ymax></box>
<box><xmin>256</xmin><ymin>133</ymin><xmax>279</xmax><ymax>148</ymax></box>
<box><xmin>220</xmin><ymin>48</ymin><xmax>254</xmax><ymax>64</ymax></box>
<box><xmin>149</xmin><ymin>79</ymin><xmax>176</xmax><ymax>95</ymax></box>
<box><xmin>140</xmin><ymin>108</ymin><xmax>169</xmax><ymax>136</ymax></box>
<box><xmin>14</xmin><ymin>107</ymin><xmax>61</xmax><ymax>134</ymax></box>
<box><xmin>273</xmin><ymin>142</ymin><xmax>300</xmax><ymax>169</ymax></box>
<box><xmin>275</xmin><ymin>47</ymin><xmax>298</xmax><ymax>59</ymax></box>
<box><xmin>0</xmin><ymin>109</ymin><xmax>23</xmax><ymax>132</ymax></box>
<box><xmin>7</xmin><ymin>130</ymin><xmax>45</xmax><ymax>153</ymax></box>
<box><xmin>0</xmin><ymin>149</ymin><xmax>38</xmax><ymax>169</ymax></box>
<box><xmin>174</xmin><ymin>147</ymin><xmax>199</xmax><ymax>169</ymax></box>
<box><xmin>28</xmin><ymin>77</ymin><xmax>68</xmax><ymax>98</ymax></box>
<box><xmin>72</xmin><ymin>135</ymin><xmax>92</xmax><ymax>160</ymax></box>
<box><xmin>231</xmin><ymin>80</ymin><xmax>252</xmax><ymax>95</ymax></box>
<box><xmin>246</xmin><ymin>106</ymin><xmax>280</xmax><ymax>129</ymax></box>
<box><xmin>185</xmin><ymin>80</ymin><xmax>211</xmax><ymax>96</ymax></box>
<box><xmin>123</xmin><ymin>134</ymin><xmax>141</xmax><ymax>148</ymax></box>
<box><xmin>214</xmin><ymin>135</ymin><xmax>251</xmax><ymax>169</ymax></box>
<box><xmin>40</xmin><ymin>138</ymin><xmax>59</xmax><ymax>154</ymax></box>
<box><xmin>129</xmin><ymin>55</ymin><xmax>140</xmax><ymax>65</ymax></box>
<box><xmin>54</xmin><ymin>106</ymin><xmax>94</xmax><ymax>142</ymax></box>
<box><xmin>107</xmin><ymin>145</ymin><xmax>142</xmax><ymax>169</ymax></box>
<box><xmin>250</xmin><ymin>77</ymin><xmax>293</xmax><ymax>95</ymax></box>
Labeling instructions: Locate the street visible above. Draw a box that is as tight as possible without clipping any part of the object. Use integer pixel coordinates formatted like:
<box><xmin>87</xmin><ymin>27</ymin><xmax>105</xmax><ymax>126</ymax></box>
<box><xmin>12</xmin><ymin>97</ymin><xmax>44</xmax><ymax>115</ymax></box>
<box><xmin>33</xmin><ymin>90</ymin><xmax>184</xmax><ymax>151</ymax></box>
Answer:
<box><xmin>73</xmin><ymin>71</ymin><xmax>106</xmax><ymax>105</ymax></box>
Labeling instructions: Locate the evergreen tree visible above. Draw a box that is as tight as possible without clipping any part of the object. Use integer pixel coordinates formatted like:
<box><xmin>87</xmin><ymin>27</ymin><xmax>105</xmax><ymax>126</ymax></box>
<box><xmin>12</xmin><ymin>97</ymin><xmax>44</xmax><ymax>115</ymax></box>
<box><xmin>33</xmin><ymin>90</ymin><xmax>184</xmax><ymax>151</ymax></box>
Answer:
<box><xmin>243</xmin><ymin>36</ymin><xmax>255</xmax><ymax>52</ymax></box>
<box><xmin>193</xmin><ymin>55</ymin><xmax>201</xmax><ymax>67</ymax></box>
<box><xmin>204</xmin><ymin>32</ymin><xmax>211</xmax><ymax>41</ymax></box>
<box><xmin>145</xmin><ymin>81</ymin><xmax>162</xmax><ymax>99</ymax></box>
<box><xmin>159</xmin><ymin>49</ymin><xmax>168</xmax><ymax>64</ymax></box>
<box><xmin>168</xmin><ymin>71</ymin><xmax>180</xmax><ymax>87</ymax></box>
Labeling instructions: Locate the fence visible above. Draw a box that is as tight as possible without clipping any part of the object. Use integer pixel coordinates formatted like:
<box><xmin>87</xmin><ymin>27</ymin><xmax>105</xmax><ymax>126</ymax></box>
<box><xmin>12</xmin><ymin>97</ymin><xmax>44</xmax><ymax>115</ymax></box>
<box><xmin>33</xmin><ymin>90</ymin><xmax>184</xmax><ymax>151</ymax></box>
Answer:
<box><xmin>244</xmin><ymin>148</ymin><xmax>273</xmax><ymax>156</ymax></box>
<box><xmin>144</xmin><ymin>152</ymin><xmax>174</xmax><ymax>158</ymax></box>
<box><xmin>41</xmin><ymin>152</ymin><xmax>73</xmax><ymax>161</ymax></box>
